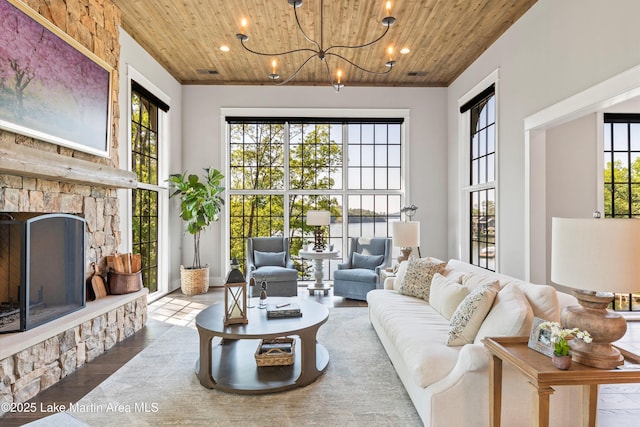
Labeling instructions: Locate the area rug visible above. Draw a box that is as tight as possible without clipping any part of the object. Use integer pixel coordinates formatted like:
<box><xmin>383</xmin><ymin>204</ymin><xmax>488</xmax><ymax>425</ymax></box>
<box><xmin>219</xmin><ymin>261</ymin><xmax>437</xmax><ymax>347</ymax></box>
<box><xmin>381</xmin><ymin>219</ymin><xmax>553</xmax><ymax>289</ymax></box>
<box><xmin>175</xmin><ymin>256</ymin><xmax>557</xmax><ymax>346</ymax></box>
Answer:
<box><xmin>65</xmin><ymin>307</ymin><xmax>421</xmax><ymax>426</ymax></box>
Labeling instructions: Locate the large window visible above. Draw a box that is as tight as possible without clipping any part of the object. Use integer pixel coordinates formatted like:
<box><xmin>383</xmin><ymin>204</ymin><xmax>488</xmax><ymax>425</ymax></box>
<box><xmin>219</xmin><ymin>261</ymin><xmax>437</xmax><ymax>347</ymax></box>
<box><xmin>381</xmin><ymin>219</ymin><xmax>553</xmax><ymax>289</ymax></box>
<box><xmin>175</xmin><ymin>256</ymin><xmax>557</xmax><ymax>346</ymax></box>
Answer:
<box><xmin>462</xmin><ymin>85</ymin><xmax>496</xmax><ymax>270</ymax></box>
<box><xmin>603</xmin><ymin>113</ymin><xmax>640</xmax><ymax>310</ymax></box>
<box><xmin>131</xmin><ymin>82</ymin><xmax>168</xmax><ymax>293</ymax></box>
<box><xmin>228</xmin><ymin>118</ymin><xmax>404</xmax><ymax>278</ymax></box>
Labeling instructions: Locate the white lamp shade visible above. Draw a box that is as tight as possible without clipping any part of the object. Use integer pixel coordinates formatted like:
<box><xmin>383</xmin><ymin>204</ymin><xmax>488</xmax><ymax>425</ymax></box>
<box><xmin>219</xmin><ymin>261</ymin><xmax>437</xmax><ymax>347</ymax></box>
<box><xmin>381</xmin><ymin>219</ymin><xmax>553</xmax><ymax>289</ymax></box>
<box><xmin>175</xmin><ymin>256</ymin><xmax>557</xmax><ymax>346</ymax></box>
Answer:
<box><xmin>551</xmin><ymin>217</ymin><xmax>640</xmax><ymax>293</ymax></box>
<box><xmin>392</xmin><ymin>221</ymin><xmax>420</xmax><ymax>248</ymax></box>
<box><xmin>306</xmin><ymin>210</ymin><xmax>330</xmax><ymax>226</ymax></box>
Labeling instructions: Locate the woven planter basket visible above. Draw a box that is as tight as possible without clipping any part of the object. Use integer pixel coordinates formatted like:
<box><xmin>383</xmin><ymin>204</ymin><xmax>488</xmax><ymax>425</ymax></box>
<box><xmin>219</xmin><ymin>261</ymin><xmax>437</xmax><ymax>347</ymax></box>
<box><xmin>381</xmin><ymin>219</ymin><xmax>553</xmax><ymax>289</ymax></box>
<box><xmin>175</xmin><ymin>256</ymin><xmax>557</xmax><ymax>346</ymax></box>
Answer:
<box><xmin>180</xmin><ymin>265</ymin><xmax>209</xmax><ymax>295</ymax></box>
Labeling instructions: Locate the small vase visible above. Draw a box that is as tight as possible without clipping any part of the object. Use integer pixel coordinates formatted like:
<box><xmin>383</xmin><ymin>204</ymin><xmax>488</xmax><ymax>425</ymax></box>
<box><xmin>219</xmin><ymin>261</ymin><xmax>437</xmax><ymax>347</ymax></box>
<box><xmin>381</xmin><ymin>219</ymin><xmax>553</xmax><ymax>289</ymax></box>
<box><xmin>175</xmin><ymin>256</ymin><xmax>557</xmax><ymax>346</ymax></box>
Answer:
<box><xmin>552</xmin><ymin>354</ymin><xmax>572</xmax><ymax>370</ymax></box>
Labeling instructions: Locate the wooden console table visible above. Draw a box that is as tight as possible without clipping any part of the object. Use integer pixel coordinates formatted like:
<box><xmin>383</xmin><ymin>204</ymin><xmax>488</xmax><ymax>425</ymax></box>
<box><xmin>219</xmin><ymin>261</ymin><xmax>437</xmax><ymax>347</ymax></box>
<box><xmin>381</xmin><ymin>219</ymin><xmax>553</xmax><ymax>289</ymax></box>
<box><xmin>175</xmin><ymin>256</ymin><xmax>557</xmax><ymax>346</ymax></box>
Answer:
<box><xmin>483</xmin><ymin>336</ymin><xmax>640</xmax><ymax>427</ymax></box>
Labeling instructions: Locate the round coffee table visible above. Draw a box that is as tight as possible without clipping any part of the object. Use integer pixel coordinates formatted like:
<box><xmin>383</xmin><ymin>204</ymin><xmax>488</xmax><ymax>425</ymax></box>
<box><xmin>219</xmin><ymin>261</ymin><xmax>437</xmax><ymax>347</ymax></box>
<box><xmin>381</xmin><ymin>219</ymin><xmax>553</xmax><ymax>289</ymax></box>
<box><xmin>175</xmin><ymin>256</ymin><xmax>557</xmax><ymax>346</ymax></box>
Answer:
<box><xmin>195</xmin><ymin>297</ymin><xmax>329</xmax><ymax>394</ymax></box>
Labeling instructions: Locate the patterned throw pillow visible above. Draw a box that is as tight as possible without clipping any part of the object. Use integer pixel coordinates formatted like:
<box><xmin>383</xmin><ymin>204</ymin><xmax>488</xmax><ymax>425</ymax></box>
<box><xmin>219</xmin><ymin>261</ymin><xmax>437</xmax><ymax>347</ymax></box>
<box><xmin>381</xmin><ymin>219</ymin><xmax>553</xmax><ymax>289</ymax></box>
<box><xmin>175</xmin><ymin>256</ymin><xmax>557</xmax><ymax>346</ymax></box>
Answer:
<box><xmin>398</xmin><ymin>258</ymin><xmax>447</xmax><ymax>300</ymax></box>
<box><xmin>446</xmin><ymin>280</ymin><xmax>500</xmax><ymax>346</ymax></box>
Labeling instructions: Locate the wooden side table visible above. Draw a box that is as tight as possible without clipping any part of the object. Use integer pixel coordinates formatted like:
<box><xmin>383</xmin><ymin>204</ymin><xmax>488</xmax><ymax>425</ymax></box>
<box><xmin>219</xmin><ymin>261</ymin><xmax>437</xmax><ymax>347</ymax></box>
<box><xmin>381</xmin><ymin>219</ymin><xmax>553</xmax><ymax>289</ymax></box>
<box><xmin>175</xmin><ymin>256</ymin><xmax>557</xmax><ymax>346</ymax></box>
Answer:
<box><xmin>483</xmin><ymin>336</ymin><xmax>640</xmax><ymax>427</ymax></box>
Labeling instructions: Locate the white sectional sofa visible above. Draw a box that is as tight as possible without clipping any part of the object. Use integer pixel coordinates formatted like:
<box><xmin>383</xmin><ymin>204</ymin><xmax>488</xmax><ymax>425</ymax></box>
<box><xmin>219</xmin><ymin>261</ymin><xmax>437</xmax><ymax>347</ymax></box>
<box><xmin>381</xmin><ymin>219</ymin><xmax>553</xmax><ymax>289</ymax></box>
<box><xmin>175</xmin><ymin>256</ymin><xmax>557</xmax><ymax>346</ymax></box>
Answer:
<box><xmin>367</xmin><ymin>258</ymin><xmax>586</xmax><ymax>427</ymax></box>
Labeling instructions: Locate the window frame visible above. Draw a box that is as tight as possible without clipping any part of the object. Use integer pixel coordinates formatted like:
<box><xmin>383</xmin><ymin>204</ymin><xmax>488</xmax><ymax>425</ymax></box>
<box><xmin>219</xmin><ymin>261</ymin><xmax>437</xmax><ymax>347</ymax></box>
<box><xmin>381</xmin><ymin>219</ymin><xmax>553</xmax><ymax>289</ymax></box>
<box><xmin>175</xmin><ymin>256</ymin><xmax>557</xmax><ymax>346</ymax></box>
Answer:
<box><xmin>222</xmin><ymin>109</ymin><xmax>410</xmax><ymax>277</ymax></box>
<box><xmin>458</xmin><ymin>72</ymin><xmax>499</xmax><ymax>271</ymax></box>
<box><xmin>603</xmin><ymin>112</ymin><xmax>640</xmax><ymax>311</ymax></box>
<box><xmin>126</xmin><ymin>67</ymin><xmax>170</xmax><ymax>302</ymax></box>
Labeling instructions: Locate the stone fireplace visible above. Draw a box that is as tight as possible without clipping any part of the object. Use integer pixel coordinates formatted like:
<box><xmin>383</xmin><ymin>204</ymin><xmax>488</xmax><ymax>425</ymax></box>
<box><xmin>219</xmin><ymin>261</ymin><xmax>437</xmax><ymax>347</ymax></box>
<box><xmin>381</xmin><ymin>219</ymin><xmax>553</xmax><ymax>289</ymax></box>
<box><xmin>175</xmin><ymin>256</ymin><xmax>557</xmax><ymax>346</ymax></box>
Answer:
<box><xmin>0</xmin><ymin>0</ymin><xmax>148</xmax><ymax>410</ymax></box>
<box><xmin>0</xmin><ymin>213</ymin><xmax>86</xmax><ymax>333</ymax></box>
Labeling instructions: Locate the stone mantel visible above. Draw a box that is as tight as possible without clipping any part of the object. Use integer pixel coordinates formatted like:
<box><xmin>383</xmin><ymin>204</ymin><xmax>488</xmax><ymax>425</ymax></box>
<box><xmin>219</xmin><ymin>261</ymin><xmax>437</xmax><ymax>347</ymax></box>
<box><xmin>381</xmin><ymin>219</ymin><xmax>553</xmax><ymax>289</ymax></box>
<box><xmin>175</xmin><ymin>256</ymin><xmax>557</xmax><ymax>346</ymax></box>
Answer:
<box><xmin>0</xmin><ymin>140</ymin><xmax>136</xmax><ymax>189</ymax></box>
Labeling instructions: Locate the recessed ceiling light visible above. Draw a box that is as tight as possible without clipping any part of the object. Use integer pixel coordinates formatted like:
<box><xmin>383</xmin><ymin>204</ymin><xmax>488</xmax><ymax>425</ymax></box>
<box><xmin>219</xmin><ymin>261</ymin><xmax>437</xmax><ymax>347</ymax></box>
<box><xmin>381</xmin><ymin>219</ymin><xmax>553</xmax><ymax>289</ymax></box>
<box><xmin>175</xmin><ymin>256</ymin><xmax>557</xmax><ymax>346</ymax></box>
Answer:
<box><xmin>220</xmin><ymin>45</ymin><xmax>230</xmax><ymax>52</ymax></box>
<box><xmin>400</xmin><ymin>47</ymin><xmax>410</xmax><ymax>54</ymax></box>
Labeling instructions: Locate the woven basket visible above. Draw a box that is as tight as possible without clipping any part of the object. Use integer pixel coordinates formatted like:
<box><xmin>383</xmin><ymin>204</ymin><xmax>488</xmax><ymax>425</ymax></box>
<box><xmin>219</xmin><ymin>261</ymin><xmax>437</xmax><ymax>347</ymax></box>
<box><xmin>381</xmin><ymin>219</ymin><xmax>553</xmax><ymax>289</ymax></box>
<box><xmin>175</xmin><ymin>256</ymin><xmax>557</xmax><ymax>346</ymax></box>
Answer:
<box><xmin>180</xmin><ymin>265</ymin><xmax>209</xmax><ymax>295</ymax></box>
<box><xmin>255</xmin><ymin>338</ymin><xmax>295</xmax><ymax>367</ymax></box>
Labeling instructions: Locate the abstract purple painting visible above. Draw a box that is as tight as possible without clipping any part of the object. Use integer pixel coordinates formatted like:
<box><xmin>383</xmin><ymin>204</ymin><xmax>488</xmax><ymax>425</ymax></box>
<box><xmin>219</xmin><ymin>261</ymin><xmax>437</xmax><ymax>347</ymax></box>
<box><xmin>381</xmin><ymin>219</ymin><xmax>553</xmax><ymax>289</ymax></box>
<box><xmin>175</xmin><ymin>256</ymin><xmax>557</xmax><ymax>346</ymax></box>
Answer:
<box><xmin>0</xmin><ymin>0</ymin><xmax>112</xmax><ymax>157</ymax></box>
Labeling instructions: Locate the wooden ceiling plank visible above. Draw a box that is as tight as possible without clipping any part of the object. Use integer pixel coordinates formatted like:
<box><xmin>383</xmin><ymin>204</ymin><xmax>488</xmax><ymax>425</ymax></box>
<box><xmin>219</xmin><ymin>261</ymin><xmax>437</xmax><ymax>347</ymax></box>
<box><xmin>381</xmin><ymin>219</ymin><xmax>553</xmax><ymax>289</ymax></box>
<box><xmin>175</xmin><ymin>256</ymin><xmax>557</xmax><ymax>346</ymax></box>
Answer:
<box><xmin>114</xmin><ymin>0</ymin><xmax>537</xmax><ymax>86</ymax></box>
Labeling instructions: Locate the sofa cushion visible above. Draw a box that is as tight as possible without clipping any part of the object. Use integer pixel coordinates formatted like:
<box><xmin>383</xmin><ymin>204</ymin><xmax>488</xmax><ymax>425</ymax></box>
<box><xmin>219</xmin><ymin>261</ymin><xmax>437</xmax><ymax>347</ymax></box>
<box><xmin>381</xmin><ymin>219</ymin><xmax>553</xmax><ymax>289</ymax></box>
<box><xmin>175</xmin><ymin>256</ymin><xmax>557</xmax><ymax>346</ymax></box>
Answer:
<box><xmin>474</xmin><ymin>283</ymin><xmax>535</xmax><ymax>343</ymax></box>
<box><xmin>254</xmin><ymin>250</ymin><xmax>286</xmax><ymax>268</ymax></box>
<box><xmin>461</xmin><ymin>271</ymin><xmax>500</xmax><ymax>291</ymax></box>
<box><xmin>429</xmin><ymin>273</ymin><xmax>469</xmax><ymax>320</ymax></box>
<box><xmin>352</xmin><ymin>252</ymin><xmax>384</xmax><ymax>270</ymax></box>
<box><xmin>447</xmin><ymin>281</ymin><xmax>500</xmax><ymax>346</ymax></box>
<box><xmin>392</xmin><ymin>260</ymin><xmax>410</xmax><ymax>291</ymax></box>
<box><xmin>252</xmin><ymin>265</ymin><xmax>297</xmax><ymax>281</ymax></box>
<box><xmin>367</xmin><ymin>290</ymin><xmax>461</xmax><ymax>388</ymax></box>
<box><xmin>398</xmin><ymin>258</ymin><xmax>447</xmax><ymax>300</ymax></box>
<box><xmin>333</xmin><ymin>268</ymin><xmax>378</xmax><ymax>284</ymax></box>
<box><xmin>515</xmin><ymin>282</ymin><xmax>561</xmax><ymax>321</ymax></box>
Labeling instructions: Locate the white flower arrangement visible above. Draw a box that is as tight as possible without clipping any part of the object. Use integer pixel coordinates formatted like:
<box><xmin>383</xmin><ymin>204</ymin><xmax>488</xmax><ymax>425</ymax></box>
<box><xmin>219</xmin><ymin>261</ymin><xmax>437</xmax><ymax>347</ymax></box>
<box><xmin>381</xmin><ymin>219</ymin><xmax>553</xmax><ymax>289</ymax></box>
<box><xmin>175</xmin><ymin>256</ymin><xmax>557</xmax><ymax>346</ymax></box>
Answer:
<box><xmin>538</xmin><ymin>321</ymin><xmax>593</xmax><ymax>356</ymax></box>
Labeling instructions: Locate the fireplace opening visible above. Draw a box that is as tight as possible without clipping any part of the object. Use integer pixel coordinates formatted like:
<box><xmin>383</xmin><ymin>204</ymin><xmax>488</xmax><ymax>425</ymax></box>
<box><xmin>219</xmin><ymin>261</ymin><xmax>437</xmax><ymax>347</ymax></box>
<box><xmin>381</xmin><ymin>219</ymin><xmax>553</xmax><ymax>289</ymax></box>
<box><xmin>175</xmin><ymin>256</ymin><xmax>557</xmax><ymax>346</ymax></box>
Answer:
<box><xmin>0</xmin><ymin>212</ymin><xmax>85</xmax><ymax>333</ymax></box>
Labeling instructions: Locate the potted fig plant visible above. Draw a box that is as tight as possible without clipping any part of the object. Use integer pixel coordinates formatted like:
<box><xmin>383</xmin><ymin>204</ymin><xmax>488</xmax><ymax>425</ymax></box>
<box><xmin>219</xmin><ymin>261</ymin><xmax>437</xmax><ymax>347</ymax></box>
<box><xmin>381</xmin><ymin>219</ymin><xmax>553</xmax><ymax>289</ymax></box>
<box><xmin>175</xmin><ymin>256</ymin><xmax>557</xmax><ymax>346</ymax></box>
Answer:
<box><xmin>168</xmin><ymin>168</ymin><xmax>224</xmax><ymax>295</ymax></box>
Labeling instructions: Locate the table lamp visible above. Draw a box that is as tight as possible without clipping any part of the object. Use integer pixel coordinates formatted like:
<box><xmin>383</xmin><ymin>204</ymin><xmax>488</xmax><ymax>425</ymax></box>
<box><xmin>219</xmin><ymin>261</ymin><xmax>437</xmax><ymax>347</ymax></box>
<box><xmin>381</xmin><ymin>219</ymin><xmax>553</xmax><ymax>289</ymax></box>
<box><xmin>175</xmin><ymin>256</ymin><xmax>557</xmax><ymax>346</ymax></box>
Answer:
<box><xmin>392</xmin><ymin>221</ymin><xmax>420</xmax><ymax>263</ymax></box>
<box><xmin>551</xmin><ymin>217</ymin><xmax>640</xmax><ymax>369</ymax></box>
<box><xmin>307</xmin><ymin>210</ymin><xmax>330</xmax><ymax>252</ymax></box>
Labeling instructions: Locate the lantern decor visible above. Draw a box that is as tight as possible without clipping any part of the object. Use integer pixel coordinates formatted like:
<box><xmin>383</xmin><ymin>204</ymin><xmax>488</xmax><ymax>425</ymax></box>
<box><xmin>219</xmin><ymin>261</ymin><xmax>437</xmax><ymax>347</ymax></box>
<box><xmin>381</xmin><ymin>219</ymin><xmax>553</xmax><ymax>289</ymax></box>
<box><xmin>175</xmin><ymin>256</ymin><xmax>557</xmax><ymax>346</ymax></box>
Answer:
<box><xmin>224</xmin><ymin>259</ymin><xmax>248</xmax><ymax>326</ymax></box>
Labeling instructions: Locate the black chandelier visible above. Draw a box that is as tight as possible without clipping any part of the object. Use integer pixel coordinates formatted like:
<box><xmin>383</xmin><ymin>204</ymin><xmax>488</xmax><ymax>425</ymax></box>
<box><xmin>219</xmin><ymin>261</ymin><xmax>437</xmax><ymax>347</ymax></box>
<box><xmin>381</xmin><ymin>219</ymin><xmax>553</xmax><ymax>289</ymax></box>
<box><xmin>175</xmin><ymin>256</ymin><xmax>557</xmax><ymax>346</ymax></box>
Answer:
<box><xmin>235</xmin><ymin>0</ymin><xmax>398</xmax><ymax>92</ymax></box>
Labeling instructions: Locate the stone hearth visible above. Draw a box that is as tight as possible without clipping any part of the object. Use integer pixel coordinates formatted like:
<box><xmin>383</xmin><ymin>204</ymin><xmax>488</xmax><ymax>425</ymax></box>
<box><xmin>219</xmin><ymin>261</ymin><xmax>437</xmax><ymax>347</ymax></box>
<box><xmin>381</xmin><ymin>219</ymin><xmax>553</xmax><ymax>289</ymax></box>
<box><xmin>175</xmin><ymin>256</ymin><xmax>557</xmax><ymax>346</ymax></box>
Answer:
<box><xmin>0</xmin><ymin>290</ymin><xmax>147</xmax><ymax>412</ymax></box>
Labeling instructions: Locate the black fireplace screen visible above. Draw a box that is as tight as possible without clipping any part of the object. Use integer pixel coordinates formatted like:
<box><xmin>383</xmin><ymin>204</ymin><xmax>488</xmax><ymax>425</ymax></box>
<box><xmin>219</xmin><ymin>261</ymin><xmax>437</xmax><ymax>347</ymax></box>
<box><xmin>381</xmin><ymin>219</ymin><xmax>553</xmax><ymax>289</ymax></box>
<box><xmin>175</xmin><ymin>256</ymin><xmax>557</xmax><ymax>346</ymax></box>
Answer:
<box><xmin>0</xmin><ymin>213</ymin><xmax>85</xmax><ymax>333</ymax></box>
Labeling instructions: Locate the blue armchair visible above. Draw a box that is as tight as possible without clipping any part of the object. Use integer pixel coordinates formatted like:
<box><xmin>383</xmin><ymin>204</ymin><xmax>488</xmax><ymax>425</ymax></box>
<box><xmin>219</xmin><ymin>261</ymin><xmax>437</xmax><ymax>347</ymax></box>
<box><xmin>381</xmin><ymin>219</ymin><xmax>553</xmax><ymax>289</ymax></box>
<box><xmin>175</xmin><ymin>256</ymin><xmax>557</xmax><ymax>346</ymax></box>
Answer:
<box><xmin>333</xmin><ymin>237</ymin><xmax>392</xmax><ymax>301</ymax></box>
<box><xmin>246</xmin><ymin>237</ymin><xmax>298</xmax><ymax>297</ymax></box>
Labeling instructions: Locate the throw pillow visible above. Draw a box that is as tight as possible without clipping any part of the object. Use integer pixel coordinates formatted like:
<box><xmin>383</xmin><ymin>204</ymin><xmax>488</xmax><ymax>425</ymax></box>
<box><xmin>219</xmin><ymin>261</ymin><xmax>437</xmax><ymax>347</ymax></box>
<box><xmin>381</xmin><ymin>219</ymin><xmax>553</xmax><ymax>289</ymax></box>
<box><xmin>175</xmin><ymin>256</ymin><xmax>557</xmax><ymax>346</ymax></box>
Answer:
<box><xmin>473</xmin><ymin>283</ymin><xmax>534</xmax><ymax>343</ymax></box>
<box><xmin>398</xmin><ymin>258</ymin><xmax>447</xmax><ymax>300</ymax></box>
<box><xmin>429</xmin><ymin>273</ymin><xmax>469</xmax><ymax>320</ymax></box>
<box><xmin>446</xmin><ymin>281</ymin><xmax>500</xmax><ymax>346</ymax></box>
<box><xmin>254</xmin><ymin>250</ymin><xmax>286</xmax><ymax>268</ymax></box>
<box><xmin>392</xmin><ymin>260</ymin><xmax>410</xmax><ymax>291</ymax></box>
<box><xmin>352</xmin><ymin>252</ymin><xmax>384</xmax><ymax>270</ymax></box>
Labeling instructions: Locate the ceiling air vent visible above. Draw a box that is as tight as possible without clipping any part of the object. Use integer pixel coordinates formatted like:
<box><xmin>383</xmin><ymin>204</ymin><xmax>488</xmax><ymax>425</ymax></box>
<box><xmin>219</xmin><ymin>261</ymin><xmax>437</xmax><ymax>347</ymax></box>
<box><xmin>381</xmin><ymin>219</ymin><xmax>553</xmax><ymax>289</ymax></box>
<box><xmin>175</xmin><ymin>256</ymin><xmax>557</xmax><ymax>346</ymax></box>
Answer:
<box><xmin>407</xmin><ymin>71</ymin><xmax>428</xmax><ymax>77</ymax></box>
<box><xmin>196</xmin><ymin>69</ymin><xmax>219</xmax><ymax>75</ymax></box>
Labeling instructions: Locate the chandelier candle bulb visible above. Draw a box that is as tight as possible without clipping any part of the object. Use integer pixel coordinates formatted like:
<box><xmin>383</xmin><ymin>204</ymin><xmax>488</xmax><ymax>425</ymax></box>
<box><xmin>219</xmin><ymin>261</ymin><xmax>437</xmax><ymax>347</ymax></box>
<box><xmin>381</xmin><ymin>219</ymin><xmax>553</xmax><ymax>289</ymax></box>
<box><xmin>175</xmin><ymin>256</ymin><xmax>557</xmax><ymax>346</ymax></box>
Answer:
<box><xmin>241</xmin><ymin>18</ymin><xmax>247</xmax><ymax>34</ymax></box>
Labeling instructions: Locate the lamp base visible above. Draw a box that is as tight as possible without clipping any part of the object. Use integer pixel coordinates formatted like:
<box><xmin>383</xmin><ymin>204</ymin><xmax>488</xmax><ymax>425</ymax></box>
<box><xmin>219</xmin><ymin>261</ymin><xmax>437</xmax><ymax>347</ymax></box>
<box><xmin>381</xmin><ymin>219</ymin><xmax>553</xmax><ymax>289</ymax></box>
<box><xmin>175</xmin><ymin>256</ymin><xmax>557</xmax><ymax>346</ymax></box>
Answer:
<box><xmin>561</xmin><ymin>290</ymin><xmax>627</xmax><ymax>369</ymax></box>
<box><xmin>397</xmin><ymin>248</ymin><xmax>412</xmax><ymax>263</ymax></box>
<box><xmin>313</xmin><ymin>227</ymin><xmax>325</xmax><ymax>252</ymax></box>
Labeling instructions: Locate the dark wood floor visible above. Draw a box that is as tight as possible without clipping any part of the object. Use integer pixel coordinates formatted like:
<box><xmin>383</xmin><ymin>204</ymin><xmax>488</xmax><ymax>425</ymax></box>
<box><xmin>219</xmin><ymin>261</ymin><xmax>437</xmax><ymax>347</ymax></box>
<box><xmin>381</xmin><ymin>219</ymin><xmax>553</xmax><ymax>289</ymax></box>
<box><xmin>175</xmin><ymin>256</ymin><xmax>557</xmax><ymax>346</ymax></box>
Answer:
<box><xmin>0</xmin><ymin>285</ymin><xmax>363</xmax><ymax>426</ymax></box>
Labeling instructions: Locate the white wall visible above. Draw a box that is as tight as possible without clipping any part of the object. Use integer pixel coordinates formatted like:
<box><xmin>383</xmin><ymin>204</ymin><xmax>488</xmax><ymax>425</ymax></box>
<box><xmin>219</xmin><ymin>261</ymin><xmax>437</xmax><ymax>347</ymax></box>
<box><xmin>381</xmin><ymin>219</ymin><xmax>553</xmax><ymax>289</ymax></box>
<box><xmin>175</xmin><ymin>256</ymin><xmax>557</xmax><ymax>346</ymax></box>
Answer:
<box><xmin>545</xmin><ymin>113</ymin><xmax>598</xmax><ymax>284</ymax></box>
<box><xmin>447</xmin><ymin>0</ymin><xmax>640</xmax><ymax>280</ymax></box>
<box><xmin>118</xmin><ymin>29</ymin><xmax>183</xmax><ymax>294</ymax></box>
<box><xmin>182</xmin><ymin>85</ymin><xmax>448</xmax><ymax>281</ymax></box>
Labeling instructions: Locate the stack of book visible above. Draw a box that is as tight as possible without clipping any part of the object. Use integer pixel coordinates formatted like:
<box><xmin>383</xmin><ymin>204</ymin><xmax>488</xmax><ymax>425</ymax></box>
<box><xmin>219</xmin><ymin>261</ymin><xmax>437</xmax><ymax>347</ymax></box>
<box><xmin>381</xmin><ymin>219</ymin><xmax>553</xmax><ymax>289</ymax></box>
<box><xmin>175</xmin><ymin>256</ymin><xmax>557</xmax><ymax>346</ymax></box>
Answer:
<box><xmin>266</xmin><ymin>302</ymin><xmax>302</xmax><ymax>318</ymax></box>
